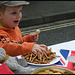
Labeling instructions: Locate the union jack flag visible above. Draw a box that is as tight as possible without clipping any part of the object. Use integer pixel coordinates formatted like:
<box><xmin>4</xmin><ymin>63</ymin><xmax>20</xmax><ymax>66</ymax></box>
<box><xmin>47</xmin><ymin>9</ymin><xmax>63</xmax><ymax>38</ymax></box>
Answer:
<box><xmin>54</xmin><ymin>49</ymin><xmax>75</xmax><ymax>71</ymax></box>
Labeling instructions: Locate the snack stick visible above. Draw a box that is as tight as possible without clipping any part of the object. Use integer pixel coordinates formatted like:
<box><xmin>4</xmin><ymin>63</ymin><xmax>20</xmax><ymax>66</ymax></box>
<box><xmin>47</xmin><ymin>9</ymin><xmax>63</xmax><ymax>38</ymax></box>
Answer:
<box><xmin>37</xmin><ymin>51</ymin><xmax>40</xmax><ymax>59</ymax></box>
<box><xmin>40</xmin><ymin>54</ymin><xmax>43</xmax><ymax>61</ymax></box>
<box><xmin>31</xmin><ymin>55</ymin><xmax>37</xmax><ymax>62</ymax></box>
<box><xmin>36</xmin><ymin>29</ymin><xmax>40</xmax><ymax>34</ymax></box>
<box><xmin>30</xmin><ymin>53</ymin><xmax>32</xmax><ymax>61</ymax></box>
<box><xmin>49</xmin><ymin>68</ymin><xmax>65</xmax><ymax>74</ymax></box>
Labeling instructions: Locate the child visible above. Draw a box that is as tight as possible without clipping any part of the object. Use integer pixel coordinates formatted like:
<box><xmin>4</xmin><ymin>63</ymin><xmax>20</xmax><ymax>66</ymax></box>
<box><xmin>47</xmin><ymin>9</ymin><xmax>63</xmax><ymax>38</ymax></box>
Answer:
<box><xmin>0</xmin><ymin>1</ymin><xmax>47</xmax><ymax>57</ymax></box>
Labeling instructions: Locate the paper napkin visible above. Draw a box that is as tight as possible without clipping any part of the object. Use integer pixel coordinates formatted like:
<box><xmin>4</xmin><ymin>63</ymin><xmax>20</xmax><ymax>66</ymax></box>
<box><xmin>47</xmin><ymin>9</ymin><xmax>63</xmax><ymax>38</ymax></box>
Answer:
<box><xmin>0</xmin><ymin>63</ymin><xmax>14</xmax><ymax>74</ymax></box>
<box><xmin>54</xmin><ymin>49</ymin><xmax>75</xmax><ymax>71</ymax></box>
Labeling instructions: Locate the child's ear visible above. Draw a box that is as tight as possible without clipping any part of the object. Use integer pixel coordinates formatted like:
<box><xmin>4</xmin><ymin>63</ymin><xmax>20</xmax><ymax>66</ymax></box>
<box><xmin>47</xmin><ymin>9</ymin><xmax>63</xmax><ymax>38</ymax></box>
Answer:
<box><xmin>0</xmin><ymin>12</ymin><xmax>2</xmax><ymax>19</ymax></box>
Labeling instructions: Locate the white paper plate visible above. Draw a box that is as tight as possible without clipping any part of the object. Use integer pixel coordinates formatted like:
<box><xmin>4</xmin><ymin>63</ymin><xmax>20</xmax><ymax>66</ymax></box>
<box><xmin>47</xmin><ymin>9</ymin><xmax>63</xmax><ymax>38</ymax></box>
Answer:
<box><xmin>27</xmin><ymin>57</ymin><xmax>60</xmax><ymax>66</ymax></box>
<box><xmin>16</xmin><ymin>48</ymin><xmax>60</xmax><ymax>66</ymax></box>
<box><xmin>0</xmin><ymin>64</ymin><xmax>2</xmax><ymax>66</ymax></box>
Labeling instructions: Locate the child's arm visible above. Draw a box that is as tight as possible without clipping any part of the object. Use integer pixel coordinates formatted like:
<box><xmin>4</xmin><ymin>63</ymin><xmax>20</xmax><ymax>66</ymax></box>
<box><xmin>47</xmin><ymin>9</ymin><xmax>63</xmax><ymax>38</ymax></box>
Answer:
<box><xmin>0</xmin><ymin>36</ymin><xmax>48</xmax><ymax>56</ymax></box>
<box><xmin>0</xmin><ymin>36</ymin><xmax>35</xmax><ymax>56</ymax></box>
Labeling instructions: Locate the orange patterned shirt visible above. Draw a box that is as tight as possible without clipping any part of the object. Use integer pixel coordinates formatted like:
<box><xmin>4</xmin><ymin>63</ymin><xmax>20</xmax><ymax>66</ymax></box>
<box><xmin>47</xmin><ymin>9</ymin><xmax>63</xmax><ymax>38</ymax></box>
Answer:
<box><xmin>0</xmin><ymin>25</ymin><xmax>35</xmax><ymax>56</ymax></box>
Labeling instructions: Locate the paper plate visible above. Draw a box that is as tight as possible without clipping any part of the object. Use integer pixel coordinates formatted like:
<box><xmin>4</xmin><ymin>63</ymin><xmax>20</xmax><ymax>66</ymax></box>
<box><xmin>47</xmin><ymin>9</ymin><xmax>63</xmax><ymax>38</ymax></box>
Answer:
<box><xmin>0</xmin><ymin>64</ymin><xmax>2</xmax><ymax>66</ymax></box>
<box><xmin>30</xmin><ymin>66</ymin><xmax>75</xmax><ymax>74</ymax></box>
<box><xmin>27</xmin><ymin>57</ymin><xmax>60</xmax><ymax>66</ymax></box>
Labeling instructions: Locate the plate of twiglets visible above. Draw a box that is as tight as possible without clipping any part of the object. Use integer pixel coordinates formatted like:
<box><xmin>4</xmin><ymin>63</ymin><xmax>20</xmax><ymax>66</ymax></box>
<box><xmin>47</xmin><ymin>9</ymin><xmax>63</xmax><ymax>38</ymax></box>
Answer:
<box><xmin>22</xmin><ymin>48</ymin><xmax>60</xmax><ymax>66</ymax></box>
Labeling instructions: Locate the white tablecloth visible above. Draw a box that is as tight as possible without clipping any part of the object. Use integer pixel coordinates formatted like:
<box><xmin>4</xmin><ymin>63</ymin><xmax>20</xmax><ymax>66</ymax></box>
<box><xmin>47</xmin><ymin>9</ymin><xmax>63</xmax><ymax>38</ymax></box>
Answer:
<box><xmin>48</xmin><ymin>40</ymin><xmax>75</xmax><ymax>51</ymax></box>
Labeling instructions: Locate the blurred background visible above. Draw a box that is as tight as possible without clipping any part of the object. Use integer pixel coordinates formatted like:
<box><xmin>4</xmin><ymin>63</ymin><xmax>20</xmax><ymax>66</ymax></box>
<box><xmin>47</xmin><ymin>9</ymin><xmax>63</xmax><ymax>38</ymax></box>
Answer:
<box><xmin>19</xmin><ymin>1</ymin><xmax>75</xmax><ymax>46</ymax></box>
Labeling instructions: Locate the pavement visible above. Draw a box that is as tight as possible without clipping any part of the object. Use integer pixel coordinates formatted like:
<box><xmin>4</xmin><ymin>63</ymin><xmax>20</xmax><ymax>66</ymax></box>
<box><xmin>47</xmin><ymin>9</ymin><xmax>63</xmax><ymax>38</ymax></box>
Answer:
<box><xmin>19</xmin><ymin>1</ymin><xmax>75</xmax><ymax>46</ymax></box>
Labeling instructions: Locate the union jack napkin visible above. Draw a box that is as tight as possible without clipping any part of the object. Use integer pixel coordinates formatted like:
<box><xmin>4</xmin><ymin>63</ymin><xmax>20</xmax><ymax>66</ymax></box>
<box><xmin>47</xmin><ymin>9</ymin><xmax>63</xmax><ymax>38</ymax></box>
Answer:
<box><xmin>54</xmin><ymin>49</ymin><xmax>75</xmax><ymax>71</ymax></box>
<box><xmin>0</xmin><ymin>63</ymin><xmax>14</xmax><ymax>74</ymax></box>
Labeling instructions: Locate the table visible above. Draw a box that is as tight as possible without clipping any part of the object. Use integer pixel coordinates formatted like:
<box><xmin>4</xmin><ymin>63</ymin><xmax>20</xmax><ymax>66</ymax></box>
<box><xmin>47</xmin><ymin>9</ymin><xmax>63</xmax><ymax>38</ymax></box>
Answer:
<box><xmin>48</xmin><ymin>40</ymin><xmax>75</xmax><ymax>51</ymax></box>
<box><xmin>28</xmin><ymin>40</ymin><xmax>75</xmax><ymax>71</ymax></box>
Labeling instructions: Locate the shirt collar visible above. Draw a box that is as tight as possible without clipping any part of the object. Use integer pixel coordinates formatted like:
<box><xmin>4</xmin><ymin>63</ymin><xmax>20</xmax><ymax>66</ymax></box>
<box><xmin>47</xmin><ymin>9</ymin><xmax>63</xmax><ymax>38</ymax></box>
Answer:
<box><xmin>0</xmin><ymin>25</ymin><xmax>4</xmax><ymax>27</ymax></box>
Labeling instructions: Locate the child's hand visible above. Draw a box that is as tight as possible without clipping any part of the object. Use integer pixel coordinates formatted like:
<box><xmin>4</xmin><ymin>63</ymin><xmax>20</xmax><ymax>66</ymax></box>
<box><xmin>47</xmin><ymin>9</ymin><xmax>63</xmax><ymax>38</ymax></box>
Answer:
<box><xmin>32</xmin><ymin>44</ymin><xmax>48</xmax><ymax>54</ymax></box>
<box><xmin>30</xmin><ymin>33</ymin><xmax>38</xmax><ymax>42</ymax></box>
<box><xmin>30</xmin><ymin>29</ymin><xmax>40</xmax><ymax>42</ymax></box>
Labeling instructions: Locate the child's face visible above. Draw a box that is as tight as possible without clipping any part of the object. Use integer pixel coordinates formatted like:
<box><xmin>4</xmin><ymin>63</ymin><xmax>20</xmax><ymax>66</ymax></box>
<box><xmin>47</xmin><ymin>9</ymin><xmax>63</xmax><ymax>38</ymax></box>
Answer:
<box><xmin>0</xmin><ymin>5</ymin><xmax>22</xmax><ymax>28</ymax></box>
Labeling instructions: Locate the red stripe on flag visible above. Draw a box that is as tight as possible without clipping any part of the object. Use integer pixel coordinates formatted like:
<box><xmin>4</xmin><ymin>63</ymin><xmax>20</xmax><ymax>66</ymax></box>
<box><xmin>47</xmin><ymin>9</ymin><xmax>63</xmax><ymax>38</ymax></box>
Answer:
<box><xmin>60</xmin><ymin>58</ymin><xmax>65</xmax><ymax>65</ymax></box>
<box><xmin>71</xmin><ymin>51</ymin><xmax>75</xmax><ymax>56</ymax></box>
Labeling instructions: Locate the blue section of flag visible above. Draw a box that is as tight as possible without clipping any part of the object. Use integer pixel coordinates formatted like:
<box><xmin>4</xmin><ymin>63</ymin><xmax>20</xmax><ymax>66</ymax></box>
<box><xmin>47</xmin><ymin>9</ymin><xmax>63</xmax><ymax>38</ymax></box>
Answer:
<box><xmin>60</xmin><ymin>49</ymin><xmax>69</xmax><ymax>60</ymax></box>
<box><xmin>55</xmin><ymin>61</ymin><xmax>63</xmax><ymax>66</ymax></box>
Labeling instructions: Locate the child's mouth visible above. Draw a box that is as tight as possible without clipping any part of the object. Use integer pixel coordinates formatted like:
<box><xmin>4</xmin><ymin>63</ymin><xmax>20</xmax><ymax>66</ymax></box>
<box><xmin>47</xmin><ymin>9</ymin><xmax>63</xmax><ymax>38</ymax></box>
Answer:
<box><xmin>14</xmin><ymin>20</ymin><xmax>19</xmax><ymax>24</ymax></box>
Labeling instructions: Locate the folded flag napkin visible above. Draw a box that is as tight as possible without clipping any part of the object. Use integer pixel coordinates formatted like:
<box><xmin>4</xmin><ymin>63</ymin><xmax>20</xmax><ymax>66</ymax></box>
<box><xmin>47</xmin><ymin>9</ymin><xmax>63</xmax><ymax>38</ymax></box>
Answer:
<box><xmin>0</xmin><ymin>63</ymin><xmax>14</xmax><ymax>74</ymax></box>
<box><xmin>54</xmin><ymin>49</ymin><xmax>75</xmax><ymax>71</ymax></box>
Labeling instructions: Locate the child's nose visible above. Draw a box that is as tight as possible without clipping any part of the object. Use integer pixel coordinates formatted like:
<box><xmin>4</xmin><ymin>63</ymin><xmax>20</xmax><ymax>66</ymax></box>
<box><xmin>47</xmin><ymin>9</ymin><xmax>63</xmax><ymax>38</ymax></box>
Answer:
<box><xmin>16</xmin><ymin>14</ymin><xmax>21</xmax><ymax>19</ymax></box>
<box><xmin>16</xmin><ymin>15</ymin><xmax>20</xmax><ymax>19</ymax></box>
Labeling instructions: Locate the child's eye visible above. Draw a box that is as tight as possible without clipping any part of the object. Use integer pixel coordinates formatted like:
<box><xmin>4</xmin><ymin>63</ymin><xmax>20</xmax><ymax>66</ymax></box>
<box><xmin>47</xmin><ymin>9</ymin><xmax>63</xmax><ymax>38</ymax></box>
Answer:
<box><xmin>12</xmin><ymin>12</ymin><xmax>16</xmax><ymax>14</ymax></box>
<box><xmin>20</xmin><ymin>10</ymin><xmax>22</xmax><ymax>13</ymax></box>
